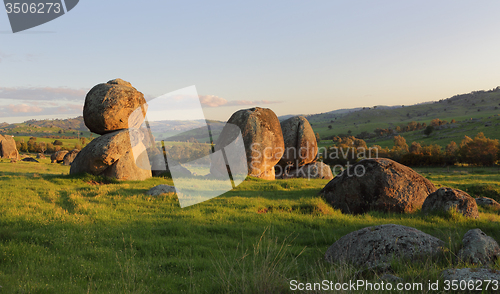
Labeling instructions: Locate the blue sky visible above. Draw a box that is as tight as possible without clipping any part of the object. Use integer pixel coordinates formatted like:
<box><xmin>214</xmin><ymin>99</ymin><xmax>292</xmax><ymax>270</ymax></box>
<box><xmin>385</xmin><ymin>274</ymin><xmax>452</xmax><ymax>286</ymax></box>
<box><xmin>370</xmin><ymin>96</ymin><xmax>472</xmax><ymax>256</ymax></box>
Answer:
<box><xmin>1</xmin><ymin>0</ymin><xmax>500</xmax><ymax>123</ymax></box>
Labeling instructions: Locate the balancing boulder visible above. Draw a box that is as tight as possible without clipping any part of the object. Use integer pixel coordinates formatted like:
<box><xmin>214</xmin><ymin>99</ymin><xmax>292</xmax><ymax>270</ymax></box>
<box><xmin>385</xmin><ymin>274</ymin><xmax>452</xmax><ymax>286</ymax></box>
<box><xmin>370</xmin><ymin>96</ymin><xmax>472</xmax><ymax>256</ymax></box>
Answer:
<box><xmin>83</xmin><ymin>78</ymin><xmax>147</xmax><ymax>135</ymax></box>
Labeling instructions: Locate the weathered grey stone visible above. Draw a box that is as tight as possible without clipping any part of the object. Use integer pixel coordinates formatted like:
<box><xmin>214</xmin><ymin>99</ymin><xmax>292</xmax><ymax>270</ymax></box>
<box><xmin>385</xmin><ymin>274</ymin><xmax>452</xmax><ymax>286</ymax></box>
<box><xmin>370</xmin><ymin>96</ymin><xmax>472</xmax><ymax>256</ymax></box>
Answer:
<box><xmin>277</xmin><ymin>116</ymin><xmax>317</xmax><ymax>170</ymax></box>
<box><xmin>51</xmin><ymin>150</ymin><xmax>69</xmax><ymax>163</ymax></box>
<box><xmin>422</xmin><ymin>188</ymin><xmax>479</xmax><ymax>219</ymax></box>
<box><xmin>278</xmin><ymin>161</ymin><xmax>333</xmax><ymax>180</ymax></box>
<box><xmin>320</xmin><ymin>158</ymin><xmax>436</xmax><ymax>214</ymax></box>
<box><xmin>379</xmin><ymin>274</ymin><xmax>403</xmax><ymax>283</ymax></box>
<box><xmin>83</xmin><ymin>78</ymin><xmax>147</xmax><ymax>135</ymax></box>
<box><xmin>458</xmin><ymin>229</ymin><xmax>500</xmax><ymax>265</ymax></box>
<box><xmin>211</xmin><ymin>107</ymin><xmax>284</xmax><ymax>180</ymax></box>
<box><xmin>70</xmin><ymin>129</ymin><xmax>152</xmax><ymax>181</ymax></box>
<box><xmin>475</xmin><ymin>197</ymin><xmax>500</xmax><ymax>210</ymax></box>
<box><xmin>325</xmin><ymin>224</ymin><xmax>444</xmax><ymax>268</ymax></box>
<box><xmin>146</xmin><ymin>184</ymin><xmax>176</xmax><ymax>196</ymax></box>
<box><xmin>442</xmin><ymin>267</ymin><xmax>500</xmax><ymax>282</ymax></box>
<box><xmin>0</xmin><ymin>134</ymin><xmax>19</xmax><ymax>160</ymax></box>
<box><xmin>63</xmin><ymin>149</ymin><xmax>80</xmax><ymax>166</ymax></box>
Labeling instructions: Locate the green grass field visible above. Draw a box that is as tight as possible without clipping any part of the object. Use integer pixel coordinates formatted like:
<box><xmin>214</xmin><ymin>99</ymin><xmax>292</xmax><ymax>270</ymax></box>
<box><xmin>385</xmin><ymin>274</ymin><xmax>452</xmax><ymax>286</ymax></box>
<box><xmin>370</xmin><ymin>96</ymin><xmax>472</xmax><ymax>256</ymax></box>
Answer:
<box><xmin>0</xmin><ymin>160</ymin><xmax>499</xmax><ymax>293</ymax></box>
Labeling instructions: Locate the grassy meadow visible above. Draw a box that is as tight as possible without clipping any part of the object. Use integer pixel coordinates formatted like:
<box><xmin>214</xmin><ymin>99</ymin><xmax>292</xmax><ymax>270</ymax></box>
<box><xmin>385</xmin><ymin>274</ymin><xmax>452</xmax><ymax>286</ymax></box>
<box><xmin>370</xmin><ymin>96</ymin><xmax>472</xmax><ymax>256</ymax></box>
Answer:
<box><xmin>0</xmin><ymin>159</ymin><xmax>499</xmax><ymax>293</ymax></box>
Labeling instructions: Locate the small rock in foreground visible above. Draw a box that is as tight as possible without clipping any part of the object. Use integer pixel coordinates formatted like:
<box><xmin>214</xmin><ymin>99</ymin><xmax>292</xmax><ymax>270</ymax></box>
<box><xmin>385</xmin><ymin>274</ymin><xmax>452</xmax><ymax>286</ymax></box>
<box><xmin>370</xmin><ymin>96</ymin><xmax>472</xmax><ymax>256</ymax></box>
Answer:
<box><xmin>458</xmin><ymin>229</ymin><xmax>500</xmax><ymax>265</ymax></box>
<box><xmin>442</xmin><ymin>267</ymin><xmax>500</xmax><ymax>282</ymax></box>
<box><xmin>147</xmin><ymin>185</ymin><xmax>176</xmax><ymax>196</ymax></box>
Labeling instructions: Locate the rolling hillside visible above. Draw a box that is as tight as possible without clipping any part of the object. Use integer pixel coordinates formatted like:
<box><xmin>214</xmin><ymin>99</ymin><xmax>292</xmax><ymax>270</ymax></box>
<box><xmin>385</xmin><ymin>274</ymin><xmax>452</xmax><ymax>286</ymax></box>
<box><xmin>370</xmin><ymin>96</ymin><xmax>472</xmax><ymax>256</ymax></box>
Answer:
<box><xmin>309</xmin><ymin>87</ymin><xmax>500</xmax><ymax>148</ymax></box>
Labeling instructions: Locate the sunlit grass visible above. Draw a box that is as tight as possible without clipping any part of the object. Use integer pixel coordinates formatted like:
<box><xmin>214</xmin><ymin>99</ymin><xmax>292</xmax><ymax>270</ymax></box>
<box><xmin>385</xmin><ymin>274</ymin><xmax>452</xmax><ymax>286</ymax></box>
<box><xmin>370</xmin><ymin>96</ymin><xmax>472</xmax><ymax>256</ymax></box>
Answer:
<box><xmin>0</xmin><ymin>161</ymin><xmax>499</xmax><ymax>293</ymax></box>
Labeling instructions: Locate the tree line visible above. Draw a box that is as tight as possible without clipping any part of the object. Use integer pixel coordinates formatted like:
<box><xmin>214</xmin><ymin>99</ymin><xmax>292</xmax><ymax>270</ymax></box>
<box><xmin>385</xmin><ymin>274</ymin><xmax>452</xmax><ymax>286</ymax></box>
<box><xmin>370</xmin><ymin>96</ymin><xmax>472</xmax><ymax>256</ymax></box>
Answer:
<box><xmin>321</xmin><ymin>132</ymin><xmax>500</xmax><ymax>167</ymax></box>
<box><xmin>15</xmin><ymin>137</ymin><xmax>85</xmax><ymax>154</ymax></box>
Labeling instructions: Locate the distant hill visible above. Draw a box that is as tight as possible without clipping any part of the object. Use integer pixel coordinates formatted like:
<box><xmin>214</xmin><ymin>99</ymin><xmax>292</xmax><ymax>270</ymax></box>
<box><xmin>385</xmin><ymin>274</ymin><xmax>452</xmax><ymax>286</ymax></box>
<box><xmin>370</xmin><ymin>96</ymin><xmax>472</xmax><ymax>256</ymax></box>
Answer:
<box><xmin>0</xmin><ymin>116</ymin><xmax>90</xmax><ymax>138</ymax></box>
<box><xmin>310</xmin><ymin>86</ymin><xmax>500</xmax><ymax>148</ymax></box>
<box><xmin>147</xmin><ymin>119</ymin><xmax>225</xmax><ymax>143</ymax></box>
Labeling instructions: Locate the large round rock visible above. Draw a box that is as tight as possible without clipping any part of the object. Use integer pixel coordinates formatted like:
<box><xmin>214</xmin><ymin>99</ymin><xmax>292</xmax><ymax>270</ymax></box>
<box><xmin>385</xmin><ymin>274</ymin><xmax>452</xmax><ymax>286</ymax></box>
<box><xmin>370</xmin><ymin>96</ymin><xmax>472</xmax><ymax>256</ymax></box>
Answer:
<box><xmin>277</xmin><ymin>116</ymin><xmax>317</xmax><ymax>169</ymax></box>
<box><xmin>214</xmin><ymin>107</ymin><xmax>284</xmax><ymax>180</ymax></box>
<box><xmin>0</xmin><ymin>134</ymin><xmax>19</xmax><ymax>159</ymax></box>
<box><xmin>83</xmin><ymin>79</ymin><xmax>147</xmax><ymax>135</ymax></box>
<box><xmin>320</xmin><ymin>158</ymin><xmax>436</xmax><ymax>214</ymax></box>
<box><xmin>325</xmin><ymin>224</ymin><xmax>444</xmax><ymax>267</ymax></box>
<box><xmin>70</xmin><ymin>129</ymin><xmax>151</xmax><ymax>181</ymax></box>
<box><xmin>422</xmin><ymin>188</ymin><xmax>479</xmax><ymax>219</ymax></box>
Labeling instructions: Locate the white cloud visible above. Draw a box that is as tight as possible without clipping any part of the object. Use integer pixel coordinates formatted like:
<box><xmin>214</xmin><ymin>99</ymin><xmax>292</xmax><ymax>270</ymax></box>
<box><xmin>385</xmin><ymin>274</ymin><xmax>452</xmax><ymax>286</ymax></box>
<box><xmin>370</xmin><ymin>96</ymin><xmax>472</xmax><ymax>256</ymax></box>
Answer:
<box><xmin>6</xmin><ymin>104</ymin><xmax>43</xmax><ymax>113</ymax></box>
<box><xmin>0</xmin><ymin>86</ymin><xmax>87</xmax><ymax>101</ymax></box>
<box><xmin>199</xmin><ymin>95</ymin><xmax>282</xmax><ymax>107</ymax></box>
<box><xmin>0</xmin><ymin>102</ymin><xmax>83</xmax><ymax>119</ymax></box>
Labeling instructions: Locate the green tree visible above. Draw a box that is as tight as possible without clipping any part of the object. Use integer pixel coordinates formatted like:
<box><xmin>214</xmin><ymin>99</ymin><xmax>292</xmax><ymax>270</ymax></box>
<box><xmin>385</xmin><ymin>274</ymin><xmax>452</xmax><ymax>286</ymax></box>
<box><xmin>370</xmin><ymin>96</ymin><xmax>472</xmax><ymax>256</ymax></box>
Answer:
<box><xmin>445</xmin><ymin>141</ymin><xmax>459</xmax><ymax>156</ymax></box>
<box><xmin>459</xmin><ymin>132</ymin><xmax>499</xmax><ymax>166</ymax></box>
<box><xmin>423</xmin><ymin>125</ymin><xmax>434</xmax><ymax>137</ymax></box>
<box><xmin>20</xmin><ymin>142</ymin><xmax>28</xmax><ymax>153</ymax></box>
<box><xmin>409</xmin><ymin>142</ymin><xmax>422</xmax><ymax>154</ymax></box>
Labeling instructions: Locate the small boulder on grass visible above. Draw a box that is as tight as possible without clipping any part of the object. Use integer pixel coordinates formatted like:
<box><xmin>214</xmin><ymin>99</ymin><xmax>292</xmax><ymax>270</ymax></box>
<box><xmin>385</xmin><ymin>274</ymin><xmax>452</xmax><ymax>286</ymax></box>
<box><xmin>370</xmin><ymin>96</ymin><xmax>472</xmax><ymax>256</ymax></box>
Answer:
<box><xmin>475</xmin><ymin>197</ymin><xmax>500</xmax><ymax>211</ymax></box>
<box><xmin>146</xmin><ymin>184</ymin><xmax>176</xmax><ymax>196</ymax></box>
<box><xmin>324</xmin><ymin>224</ymin><xmax>444</xmax><ymax>268</ymax></box>
<box><xmin>442</xmin><ymin>268</ymin><xmax>500</xmax><ymax>282</ymax></box>
<box><xmin>21</xmin><ymin>157</ymin><xmax>39</xmax><ymax>163</ymax></box>
<box><xmin>422</xmin><ymin>187</ymin><xmax>479</xmax><ymax>219</ymax></box>
<box><xmin>458</xmin><ymin>229</ymin><xmax>500</xmax><ymax>265</ymax></box>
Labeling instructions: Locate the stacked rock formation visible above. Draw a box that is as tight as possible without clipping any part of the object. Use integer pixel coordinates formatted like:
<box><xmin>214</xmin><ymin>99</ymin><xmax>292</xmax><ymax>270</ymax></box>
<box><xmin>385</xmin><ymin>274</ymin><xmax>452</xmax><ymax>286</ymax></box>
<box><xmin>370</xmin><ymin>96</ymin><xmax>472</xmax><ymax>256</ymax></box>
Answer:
<box><xmin>0</xmin><ymin>134</ymin><xmax>19</xmax><ymax>160</ymax></box>
<box><xmin>70</xmin><ymin>79</ymin><xmax>152</xmax><ymax>181</ymax></box>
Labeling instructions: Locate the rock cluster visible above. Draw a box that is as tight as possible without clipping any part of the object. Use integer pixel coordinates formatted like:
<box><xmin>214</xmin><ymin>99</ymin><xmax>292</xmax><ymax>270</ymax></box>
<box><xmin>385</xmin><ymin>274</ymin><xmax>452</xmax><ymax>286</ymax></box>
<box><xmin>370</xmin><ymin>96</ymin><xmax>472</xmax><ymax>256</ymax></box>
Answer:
<box><xmin>213</xmin><ymin>109</ymin><xmax>329</xmax><ymax>180</ymax></box>
<box><xmin>326</xmin><ymin>225</ymin><xmax>500</xmax><ymax>285</ymax></box>
<box><xmin>320</xmin><ymin>158</ymin><xmax>436</xmax><ymax>214</ymax></box>
<box><xmin>70</xmin><ymin>79</ymin><xmax>151</xmax><ymax>181</ymax></box>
